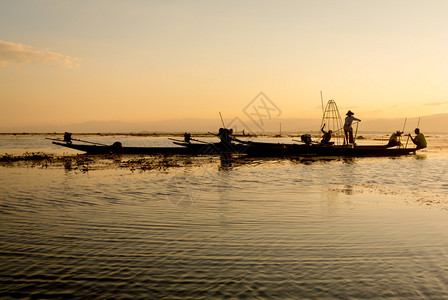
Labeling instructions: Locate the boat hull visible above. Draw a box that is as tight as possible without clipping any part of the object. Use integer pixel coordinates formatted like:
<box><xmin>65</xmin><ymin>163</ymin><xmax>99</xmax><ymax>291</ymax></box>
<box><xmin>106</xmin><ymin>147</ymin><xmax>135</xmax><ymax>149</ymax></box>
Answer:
<box><xmin>52</xmin><ymin>141</ymin><xmax>194</xmax><ymax>155</ymax></box>
<box><xmin>243</xmin><ymin>142</ymin><xmax>419</xmax><ymax>157</ymax></box>
<box><xmin>52</xmin><ymin>141</ymin><xmax>248</xmax><ymax>155</ymax></box>
<box><xmin>53</xmin><ymin>141</ymin><xmax>419</xmax><ymax>157</ymax></box>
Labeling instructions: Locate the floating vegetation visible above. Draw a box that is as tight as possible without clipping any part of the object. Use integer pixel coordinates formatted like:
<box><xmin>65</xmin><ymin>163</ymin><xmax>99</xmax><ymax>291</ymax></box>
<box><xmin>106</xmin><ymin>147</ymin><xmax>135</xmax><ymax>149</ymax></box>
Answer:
<box><xmin>0</xmin><ymin>152</ymin><xmax>54</xmax><ymax>162</ymax></box>
<box><xmin>119</xmin><ymin>156</ymin><xmax>194</xmax><ymax>171</ymax></box>
<box><xmin>0</xmin><ymin>152</ymin><xmax>210</xmax><ymax>172</ymax></box>
<box><xmin>0</xmin><ymin>152</ymin><xmax>93</xmax><ymax>171</ymax></box>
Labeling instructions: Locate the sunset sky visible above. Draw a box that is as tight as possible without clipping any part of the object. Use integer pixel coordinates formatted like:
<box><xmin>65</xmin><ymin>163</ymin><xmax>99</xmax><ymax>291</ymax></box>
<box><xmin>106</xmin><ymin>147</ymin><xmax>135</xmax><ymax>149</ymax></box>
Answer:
<box><xmin>1</xmin><ymin>0</ymin><xmax>447</xmax><ymax>130</ymax></box>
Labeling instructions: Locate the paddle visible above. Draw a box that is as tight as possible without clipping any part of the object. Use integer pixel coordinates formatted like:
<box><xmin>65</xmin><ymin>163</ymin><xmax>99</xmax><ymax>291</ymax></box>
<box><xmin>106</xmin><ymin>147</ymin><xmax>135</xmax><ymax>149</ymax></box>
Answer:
<box><xmin>168</xmin><ymin>138</ymin><xmax>186</xmax><ymax>143</ymax></box>
<box><xmin>46</xmin><ymin>137</ymin><xmax>65</xmax><ymax>142</ymax></box>
<box><xmin>232</xmin><ymin>137</ymin><xmax>251</xmax><ymax>145</ymax></box>
<box><xmin>402</xmin><ymin>117</ymin><xmax>407</xmax><ymax>133</ymax></box>
<box><xmin>45</xmin><ymin>137</ymin><xmax>108</xmax><ymax>146</ymax></box>
<box><xmin>405</xmin><ymin>117</ymin><xmax>420</xmax><ymax>149</ymax></box>
<box><xmin>191</xmin><ymin>138</ymin><xmax>209</xmax><ymax>144</ymax></box>
<box><xmin>71</xmin><ymin>138</ymin><xmax>109</xmax><ymax>146</ymax></box>
<box><xmin>219</xmin><ymin>112</ymin><xmax>226</xmax><ymax>128</ymax></box>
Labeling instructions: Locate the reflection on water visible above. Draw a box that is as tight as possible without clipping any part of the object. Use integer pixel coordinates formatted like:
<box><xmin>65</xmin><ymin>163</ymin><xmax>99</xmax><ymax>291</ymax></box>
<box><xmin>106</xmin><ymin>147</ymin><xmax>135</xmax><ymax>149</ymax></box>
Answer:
<box><xmin>1</xmin><ymin>136</ymin><xmax>448</xmax><ymax>298</ymax></box>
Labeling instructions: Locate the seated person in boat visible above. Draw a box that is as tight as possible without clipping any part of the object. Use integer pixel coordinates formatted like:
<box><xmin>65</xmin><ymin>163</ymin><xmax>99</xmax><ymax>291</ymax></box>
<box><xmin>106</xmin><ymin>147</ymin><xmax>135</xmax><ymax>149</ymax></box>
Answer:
<box><xmin>218</xmin><ymin>128</ymin><xmax>233</xmax><ymax>144</ymax></box>
<box><xmin>344</xmin><ymin>110</ymin><xmax>361</xmax><ymax>145</ymax></box>
<box><xmin>320</xmin><ymin>124</ymin><xmax>333</xmax><ymax>145</ymax></box>
<box><xmin>386</xmin><ymin>131</ymin><xmax>403</xmax><ymax>147</ymax></box>
<box><xmin>301</xmin><ymin>134</ymin><xmax>312</xmax><ymax>145</ymax></box>
<box><xmin>408</xmin><ymin>128</ymin><xmax>427</xmax><ymax>149</ymax></box>
<box><xmin>64</xmin><ymin>132</ymin><xmax>72</xmax><ymax>144</ymax></box>
<box><xmin>184</xmin><ymin>132</ymin><xmax>191</xmax><ymax>143</ymax></box>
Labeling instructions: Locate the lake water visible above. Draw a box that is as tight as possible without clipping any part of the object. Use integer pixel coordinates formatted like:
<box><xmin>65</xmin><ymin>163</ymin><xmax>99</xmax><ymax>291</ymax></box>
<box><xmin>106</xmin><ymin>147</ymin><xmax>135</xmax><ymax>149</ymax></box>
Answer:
<box><xmin>1</xmin><ymin>134</ymin><xmax>448</xmax><ymax>299</ymax></box>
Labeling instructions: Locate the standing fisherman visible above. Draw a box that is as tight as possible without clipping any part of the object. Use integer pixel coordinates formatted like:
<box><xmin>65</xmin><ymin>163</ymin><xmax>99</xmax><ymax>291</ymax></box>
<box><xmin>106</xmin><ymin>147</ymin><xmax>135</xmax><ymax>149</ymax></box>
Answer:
<box><xmin>344</xmin><ymin>110</ymin><xmax>361</xmax><ymax>145</ymax></box>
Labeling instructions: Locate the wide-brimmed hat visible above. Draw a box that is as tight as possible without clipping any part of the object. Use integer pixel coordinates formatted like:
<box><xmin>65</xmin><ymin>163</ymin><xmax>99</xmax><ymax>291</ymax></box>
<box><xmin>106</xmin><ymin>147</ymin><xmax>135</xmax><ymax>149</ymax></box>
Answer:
<box><xmin>346</xmin><ymin>110</ymin><xmax>354</xmax><ymax>116</ymax></box>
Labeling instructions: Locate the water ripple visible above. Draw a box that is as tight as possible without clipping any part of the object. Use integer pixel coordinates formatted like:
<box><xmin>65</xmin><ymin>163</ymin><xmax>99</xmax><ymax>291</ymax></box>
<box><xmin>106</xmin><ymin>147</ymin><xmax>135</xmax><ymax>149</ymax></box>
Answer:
<box><xmin>1</xmin><ymin>140</ymin><xmax>448</xmax><ymax>298</ymax></box>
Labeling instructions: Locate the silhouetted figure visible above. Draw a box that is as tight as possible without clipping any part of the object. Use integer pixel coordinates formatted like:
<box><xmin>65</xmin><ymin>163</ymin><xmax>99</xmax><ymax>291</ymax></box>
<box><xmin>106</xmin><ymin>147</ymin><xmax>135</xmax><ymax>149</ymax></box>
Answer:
<box><xmin>408</xmin><ymin>128</ymin><xmax>427</xmax><ymax>149</ymax></box>
<box><xmin>344</xmin><ymin>110</ymin><xmax>361</xmax><ymax>145</ymax></box>
<box><xmin>184</xmin><ymin>132</ymin><xmax>191</xmax><ymax>143</ymax></box>
<box><xmin>320</xmin><ymin>124</ymin><xmax>333</xmax><ymax>145</ymax></box>
<box><xmin>64</xmin><ymin>132</ymin><xmax>72</xmax><ymax>144</ymax></box>
<box><xmin>111</xmin><ymin>141</ymin><xmax>123</xmax><ymax>153</ymax></box>
<box><xmin>301</xmin><ymin>134</ymin><xmax>312</xmax><ymax>145</ymax></box>
<box><xmin>218</xmin><ymin>128</ymin><xmax>233</xmax><ymax>144</ymax></box>
<box><xmin>217</xmin><ymin>128</ymin><xmax>235</xmax><ymax>153</ymax></box>
<box><xmin>386</xmin><ymin>131</ymin><xmax>403</xmax><ymax>147</ymax></box>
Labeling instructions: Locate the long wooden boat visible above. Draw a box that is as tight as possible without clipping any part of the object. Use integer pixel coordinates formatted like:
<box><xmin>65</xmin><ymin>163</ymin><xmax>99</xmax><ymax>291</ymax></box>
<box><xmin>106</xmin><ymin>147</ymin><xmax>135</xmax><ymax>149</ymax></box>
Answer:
<box><xmin>51</xmin><ymin>141</ymin><xmax>193</xmax><ymax>155</ymax></box>
<box><xmin>51</xmin><ymin>139</ymin><xmax>420</xmax><ymax>157</ymax></box>
<box><xmin>244</xmin><ymin>141</ymin><xmax>420</xmax><ymax>157</ymax></box>
<box><xmin>309</xmin><ymin>144</ymin><xmax>419</xmax><ymax>157</ymax></box>
<box><xmin>51</xmin><ymin>140</ymin><xmax>248</xmax><ymax>155</ymax></box>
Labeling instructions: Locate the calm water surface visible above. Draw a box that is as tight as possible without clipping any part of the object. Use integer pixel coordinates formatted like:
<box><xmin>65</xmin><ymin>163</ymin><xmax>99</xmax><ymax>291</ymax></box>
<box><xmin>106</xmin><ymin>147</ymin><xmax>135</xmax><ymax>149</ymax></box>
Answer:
<box><xmin>1</xmin><ymin>135</ymin><xmax>448</xmax><ymax>299</ymax></box>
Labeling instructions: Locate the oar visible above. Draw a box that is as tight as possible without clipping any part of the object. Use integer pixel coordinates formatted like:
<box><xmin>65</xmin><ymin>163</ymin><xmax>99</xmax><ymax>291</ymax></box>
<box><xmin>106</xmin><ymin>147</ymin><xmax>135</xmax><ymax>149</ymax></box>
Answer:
<box><xmin>168</xmin><ymin>138</ymin><xmax>186</xmax><ymax>143</ymax></box>
<box><xmin>397</xmin><ymin>117</ymin><xmax>408</xmax><ymax>148</ymax></box>
<box><xmin>233</xmin><ymin>137</ymin><xmax>251</xmax><ymax>145</ymax></box>
<box><xmin>320</xmin><ymin>90</ymin><xmax>324</xmax><ymax>117</ymax></box>
<box><xmin>219</xmin><ymin>112</ymin><xmax>226</xmax><ymax>128</ymax></box>
<box><xmin>45</xmin><ymin>137</ymin><xmax>64</xmax><ymax>142</ymax></box>
<box><xmin>402</xmin><ymin>117</ymin><xmax>407</xmax><ymax>132</ymax></box>
<box><xmin>353</xmin><ymin>121</ymin><xmax>359</xmax><ymax>145</ymax></box>
<box><xmin>45</xmin><ymin>137</ymin><xmax>108</xmax><ymax>146</ymax></box>
<box><xmin>405</xmin><ymin>134</ymin><xmax>410</xmax><ymax>148</ymax></box>
<box><xmin>405</xmin><ymin>117</ymin><xmax>421</xmax><ymax>149</ymax></box>
<box><xmin>191</xmin><ymin>138</ymin><xmax>209</xmax><ymax>144</ymax></box>
<box><xmin>72</xmin><ymin>138</ymin><xmax>109</xmax><ymax>146</ymax></box>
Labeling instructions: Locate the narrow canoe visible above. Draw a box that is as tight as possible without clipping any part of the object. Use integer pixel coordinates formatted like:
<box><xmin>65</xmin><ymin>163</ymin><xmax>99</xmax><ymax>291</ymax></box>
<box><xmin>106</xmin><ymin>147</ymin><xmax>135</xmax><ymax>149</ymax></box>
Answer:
<box><xmin>52</xmin><ymin>140</ymin><xmax>420</xmax><ymax>157</ymax></box>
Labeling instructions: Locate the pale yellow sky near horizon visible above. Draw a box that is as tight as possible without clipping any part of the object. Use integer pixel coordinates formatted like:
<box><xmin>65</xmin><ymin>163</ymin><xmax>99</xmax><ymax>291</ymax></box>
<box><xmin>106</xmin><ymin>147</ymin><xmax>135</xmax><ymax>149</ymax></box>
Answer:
<box><xmin>1</xmin><ymin>0</ymin><xmax>448</xmax><ymax>130</ymax></box>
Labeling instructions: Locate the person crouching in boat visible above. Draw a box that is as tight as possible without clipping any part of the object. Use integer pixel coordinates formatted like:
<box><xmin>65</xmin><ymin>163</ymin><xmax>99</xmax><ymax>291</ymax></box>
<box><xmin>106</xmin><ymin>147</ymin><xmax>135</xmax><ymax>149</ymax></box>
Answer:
<box><xmin>218</xmin><ymin>128</ymin><xmax>233</xmax><ymax>145</ymax></box>
<box><xmin>386</xmin><ymin>131</ymin><xmax>403</xmax><ymax>147</ymax></box>
<box><xmin>344</xmin><ymin>110</ymin><xmax>361</xmax><ymax>145</ymax></box>
<box><xmin>301</xmin><ymin>134</ymin><xmax>312</xmax><ymax>145</ymax></box>
<box><xmin>320</xmin><ymin>124</ymin><xmax>333</xmax><ymax>145</ymax></box>
<box><xmin>184</xmin><ymin>132</ymin><xmax>191</xmax><ymax>144</ymax></box>
<box><xmin>408</xmin><ymin>128</ymin><xmax>427</xmax><ymax>149</ymax></box>
<box><xmin>64</xmin><ymin>132</ymin><xmax>72</xmax><ymax>144</ymax></box>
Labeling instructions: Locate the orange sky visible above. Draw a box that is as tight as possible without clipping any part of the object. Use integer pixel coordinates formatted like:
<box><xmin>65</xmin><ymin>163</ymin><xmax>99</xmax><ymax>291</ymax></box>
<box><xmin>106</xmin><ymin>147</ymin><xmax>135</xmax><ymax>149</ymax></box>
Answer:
<box><xmin>1</xmin><ymin>1</ymin><xmax>448</xmax><ymax>130</ymax></box>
